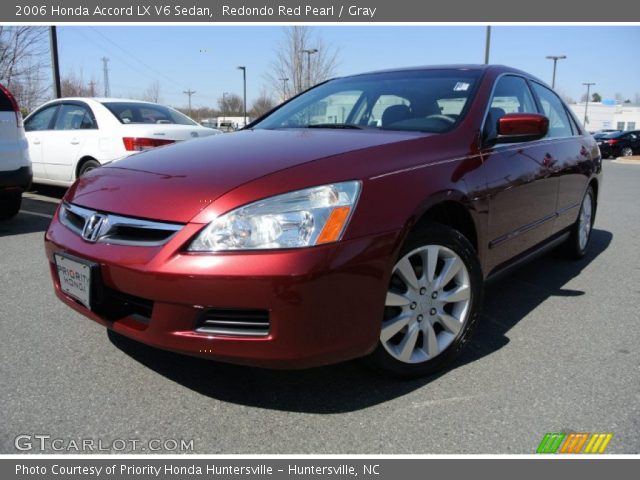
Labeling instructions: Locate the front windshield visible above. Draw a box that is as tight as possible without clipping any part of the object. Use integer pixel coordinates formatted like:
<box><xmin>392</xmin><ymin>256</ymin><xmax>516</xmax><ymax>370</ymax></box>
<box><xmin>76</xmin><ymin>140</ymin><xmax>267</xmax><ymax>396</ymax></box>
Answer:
<box><xmin>253</xmin><ymin>69</ymin><xmax>482</xmax><ymax>133</ymax></box>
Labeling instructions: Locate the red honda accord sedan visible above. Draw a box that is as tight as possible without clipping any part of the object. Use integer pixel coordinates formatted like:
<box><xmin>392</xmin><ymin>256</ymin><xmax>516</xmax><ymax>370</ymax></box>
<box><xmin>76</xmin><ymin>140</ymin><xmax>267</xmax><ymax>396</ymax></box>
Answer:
<box><xmin>44</xmin><ymin>65</ymin><xmax>601</xmax><ymax>377</ymax></box>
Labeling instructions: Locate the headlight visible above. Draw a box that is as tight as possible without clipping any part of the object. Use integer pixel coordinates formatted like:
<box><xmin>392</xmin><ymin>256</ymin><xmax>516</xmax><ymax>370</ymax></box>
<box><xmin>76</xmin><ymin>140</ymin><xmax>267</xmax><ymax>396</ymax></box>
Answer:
<box><xmin>187</xmin><ymin>181</ymin><xmax>361</xmax><ymax>251</ymax></box>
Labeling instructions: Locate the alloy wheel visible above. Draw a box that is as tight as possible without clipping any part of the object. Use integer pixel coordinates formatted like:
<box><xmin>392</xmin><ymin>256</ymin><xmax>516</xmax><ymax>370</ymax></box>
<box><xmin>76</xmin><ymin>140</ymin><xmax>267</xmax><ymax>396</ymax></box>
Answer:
<box><xmin>382</xmin><ymin>245</ymin><xmax>471</xmax><ymax>364</ymax></box>
<box><xmin>578</xmin><ymin>190</ymin><xmax>593</xmax><ymax>251</ymax></box>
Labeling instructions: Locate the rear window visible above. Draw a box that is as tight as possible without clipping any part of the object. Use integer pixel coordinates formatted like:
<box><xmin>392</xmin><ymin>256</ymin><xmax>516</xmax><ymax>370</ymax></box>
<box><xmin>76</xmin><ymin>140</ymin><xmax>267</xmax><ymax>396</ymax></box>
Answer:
<box><xmin>101</xmin><ymin>102</ymin><xmax>197</xmax><ymax>126</ymax></box>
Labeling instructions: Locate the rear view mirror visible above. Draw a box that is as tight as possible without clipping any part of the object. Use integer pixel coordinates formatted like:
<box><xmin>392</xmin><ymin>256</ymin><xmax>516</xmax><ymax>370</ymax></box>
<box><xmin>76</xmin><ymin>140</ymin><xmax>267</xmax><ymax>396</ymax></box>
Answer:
<box><xmin>494</xmin><ymin>113</ymin><xmax>549</xmax><ymax>144</ymax></box>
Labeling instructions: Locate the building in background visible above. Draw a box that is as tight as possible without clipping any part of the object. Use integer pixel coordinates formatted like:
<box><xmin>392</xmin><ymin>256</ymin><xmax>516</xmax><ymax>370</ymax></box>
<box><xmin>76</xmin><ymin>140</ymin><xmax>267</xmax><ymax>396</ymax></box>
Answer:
<box><xmin>568</xmin><ymin>101</ymin><xmax>640</xmax><ymax>132</ymax></box>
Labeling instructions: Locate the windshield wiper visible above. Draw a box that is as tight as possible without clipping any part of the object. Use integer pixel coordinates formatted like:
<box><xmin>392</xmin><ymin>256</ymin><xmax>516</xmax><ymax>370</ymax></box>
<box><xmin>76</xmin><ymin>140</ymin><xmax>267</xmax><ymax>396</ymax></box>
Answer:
<box><xmin>306</xmin><ymin>123</ymin><xmax>363</xmax><ymax>130</ymax></box>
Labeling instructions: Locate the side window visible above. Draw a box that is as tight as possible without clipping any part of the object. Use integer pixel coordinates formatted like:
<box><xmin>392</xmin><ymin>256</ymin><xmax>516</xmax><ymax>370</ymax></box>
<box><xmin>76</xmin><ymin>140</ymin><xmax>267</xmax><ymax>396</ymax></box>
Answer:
<box><xmin>24</xmin><ymin>105</ymin><xmax>58</xmax><ymax>132</ymax></box>
<box><xmin>484</xmin><ymin>75</ymin><xmax>537</xmax><ymax>141</ymax></box>
<box><xmin>54</xmin><ymin>104</ymin><xmax>96</xmax><ymax>130</ymax></box>
<box><xmin>489</xmin><ymin>76</ymin><xmax>538</xmax><ymax>114</ymax></box>
<box><xmin>531</xmin><ymin>83</ymin><xmax>573</xmax><ymax>138</ymax></box>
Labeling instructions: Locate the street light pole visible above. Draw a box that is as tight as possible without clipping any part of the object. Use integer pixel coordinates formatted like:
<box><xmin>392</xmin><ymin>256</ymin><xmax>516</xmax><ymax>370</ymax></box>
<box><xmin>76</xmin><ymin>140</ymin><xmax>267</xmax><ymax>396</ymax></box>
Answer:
<box><xmin>582</xmin><ymin>82</ymin><xmax>595</xmax><ymax>128</ymax></box>
<box><xmin>545</xmin><ymin>55</ymin><xmax>567</xmax><ymax>89</ymax></box>
<box><xmin>237</xmin><ymin>66</ymin><xmax>247</xmax><ymax>128</ymax></box>
<box><xmin>301</xmin><ymin>48</ymin><xmax>318</xmax><ymax>89</ymax></box>
<box><xmin>484</xmin><ymin>26</ymin><xmax>491</xmax><ymax>65</ymax></box>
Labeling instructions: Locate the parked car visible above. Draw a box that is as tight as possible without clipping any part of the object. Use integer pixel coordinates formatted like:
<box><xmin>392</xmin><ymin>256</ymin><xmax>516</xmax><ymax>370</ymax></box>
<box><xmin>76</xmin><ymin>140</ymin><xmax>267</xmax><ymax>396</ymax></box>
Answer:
<box><xmin>44</xmin><ymin>65</ymin><xmax>601</xmax><ymax>377</ymax></box>
<box><xmin>198</xmin><ymin>120</ymin><xmax>224</xmax><ymax>134</ymax></box>
<box><xmin>592</xmin><ymin>130</ymin><xmax>619</xmax><ymax>141</ymax></box>
<box><xmin>0</xmin><ymin>84</ymin><xmax>31</xmax><ymax>220</ymax></box>
<box><xmin>597</xmin><ymin>130</ymin><xmax>640</xmax><ymax>158</ymax></box>
<box><xmin>24</xmin><ymin>98</ymin><xmax>220</xmax><ymax>187</ymax></box>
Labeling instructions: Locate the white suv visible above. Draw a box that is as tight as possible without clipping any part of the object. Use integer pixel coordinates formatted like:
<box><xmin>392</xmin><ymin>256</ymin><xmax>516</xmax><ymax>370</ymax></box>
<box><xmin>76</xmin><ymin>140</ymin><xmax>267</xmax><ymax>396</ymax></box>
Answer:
<box><xmin>0</xmin><ymin>84</ymin><xmax>31</xmax><ymax>220</ymax></box>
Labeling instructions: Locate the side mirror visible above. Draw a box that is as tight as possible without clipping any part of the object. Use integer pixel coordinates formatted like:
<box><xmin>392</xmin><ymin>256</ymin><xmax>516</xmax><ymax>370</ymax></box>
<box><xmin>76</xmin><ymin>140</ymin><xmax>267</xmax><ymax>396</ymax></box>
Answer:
<box><xmin>494</xmin><ymin>113</ymin><xmax>549</xmax><ymax>144</ymax></box>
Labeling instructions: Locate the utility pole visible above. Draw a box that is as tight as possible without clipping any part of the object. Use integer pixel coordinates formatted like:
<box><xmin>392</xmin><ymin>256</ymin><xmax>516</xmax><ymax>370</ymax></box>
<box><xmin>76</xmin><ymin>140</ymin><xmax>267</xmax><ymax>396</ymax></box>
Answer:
<box><xmin>301</xmin><ymin>49</ymin><xmax>318</xmax><ymax>89</ymax></box>
<box><xmin>88</xmin><ymin>80</ymin><xmax>97</xmax><ymax>97</ymax></box>
<box><xmin>222</xmin><ymin>92</ymin><xmax>228</xmax><ymax>123</ymax></box>
<box><xmin>101</xmin><ymin>57</ymin><xmax>110</xmax><ymax>97</ymax></box>
<box><xmin>545</xmin><ymin>55</ymin><xmax>566</xmax><ymax>89</ymax></box>
<box><xmin>237</xmin><ymin>66</ymin><xmax>247</xmax><ymax>127</ymax></box>
<box><xmin>183</xmin><ymin>89</ymin><xmax>196</xmax><ymax>116</ymax></box>
<box><xmin>582</xmin><ymin>82</ymin><xmax>595</xmax><ymax>128</ymax></box>
<box><xmin>484</xmin><ymin>26</ymin><xmax>491</xmax><ymax>65</ymax></box>
<box><xmin>49</xmin><ymin>27</ymin><xmax>62</xmax><ymax>98</ymax></box>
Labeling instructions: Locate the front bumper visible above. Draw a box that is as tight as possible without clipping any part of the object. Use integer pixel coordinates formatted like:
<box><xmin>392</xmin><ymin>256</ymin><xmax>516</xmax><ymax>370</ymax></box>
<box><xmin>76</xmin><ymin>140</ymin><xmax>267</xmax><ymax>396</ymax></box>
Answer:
<box><xmin>44</xmin><ymin>210</ymin><xmax>400</xmax><ymax>369</ymax></box>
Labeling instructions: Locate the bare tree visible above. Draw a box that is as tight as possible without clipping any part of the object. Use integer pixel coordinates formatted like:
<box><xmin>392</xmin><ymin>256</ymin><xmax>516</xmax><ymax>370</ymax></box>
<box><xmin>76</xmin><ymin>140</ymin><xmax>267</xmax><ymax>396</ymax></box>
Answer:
<box><xmin>0</xmin><ymin>26</ymin><xmax>50</xmax><ymax>112</ymax></box>
<box><xmin>142</xmin><ymin>80</ymin><xmax>161</xmax><ymax>103</ymax></box>
<box><xmin>250</xmin><ymin>91</ymin><xmax>276</xmax><ymax>119</ymax></box>
<box><xmin>267</xmin><ymin>26</ymin><xmax>339</xmax><ymax>100</ymax></box>
<box><xmin>217</xmin><ymin>93</ymin><xmax>243</xmax><ymax>116</ymax></box>
<box><xmin>60</xmin><ymin>71</ymin><xmax>98</xmax><ymax>97</ymax></box>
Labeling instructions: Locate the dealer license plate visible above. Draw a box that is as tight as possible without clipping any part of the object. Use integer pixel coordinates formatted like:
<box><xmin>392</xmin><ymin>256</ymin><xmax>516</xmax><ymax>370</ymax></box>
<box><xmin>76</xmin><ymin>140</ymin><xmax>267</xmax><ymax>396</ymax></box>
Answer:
<box><xmin>54</xmin><ymin>253</ymin><xmax>94</xmax><ymax>309</ymax></box>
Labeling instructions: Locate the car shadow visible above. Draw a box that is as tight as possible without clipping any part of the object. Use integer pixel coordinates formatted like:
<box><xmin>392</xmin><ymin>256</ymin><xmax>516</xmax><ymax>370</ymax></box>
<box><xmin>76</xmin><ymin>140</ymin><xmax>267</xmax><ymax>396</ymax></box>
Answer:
<box><xmin>0</xmin><ymin>185</ymin><xmax>65</xmax><ymax>237</ymax></box>
<box><xmin>108</xmin><ymin>228</ymin><xmax>612</xmax><ymax>414</ymax></box>
<box><xmin>0</xmin><ymin>198</ymin><xmax>57</xmax><ymax>237</ymax></box>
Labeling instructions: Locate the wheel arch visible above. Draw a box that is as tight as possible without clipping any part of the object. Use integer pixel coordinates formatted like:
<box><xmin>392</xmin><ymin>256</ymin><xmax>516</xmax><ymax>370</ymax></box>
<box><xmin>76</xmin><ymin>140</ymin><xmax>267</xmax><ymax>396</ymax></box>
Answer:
<box><xmin>75</xmin><ymin>156</ymin><xmax>99</xmax><ymax>179</ymax></box>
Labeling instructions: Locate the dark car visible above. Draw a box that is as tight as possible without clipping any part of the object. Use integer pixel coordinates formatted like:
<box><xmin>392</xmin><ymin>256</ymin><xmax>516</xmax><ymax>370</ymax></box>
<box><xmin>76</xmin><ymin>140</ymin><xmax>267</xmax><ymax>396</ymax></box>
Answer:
<box><xmin>597</xmin><ymin>130</ymin><xmax>640</xmax><ymax>158</ymax></box>
<box><xmin>592</xmin><ymin>130</ymin><xmax>619</xmax><ymax>141</ymax></box>
<box><xmin>44</xmin><ymin>65</ymin><xmax>601</xmax><ymax>378</ymax></box>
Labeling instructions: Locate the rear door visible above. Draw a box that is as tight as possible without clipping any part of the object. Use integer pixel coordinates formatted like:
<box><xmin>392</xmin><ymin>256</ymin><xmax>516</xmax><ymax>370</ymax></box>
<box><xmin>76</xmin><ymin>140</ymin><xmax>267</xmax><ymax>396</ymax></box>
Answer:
<box><xmin>481</xmin><ymin>75</ymin><xmax>559</xmax><ymax>268</ymax></box>
<box><xmin>529</xmin><ymin>81</ymin><xmax>594</xmax><ymax>232</ymax></box>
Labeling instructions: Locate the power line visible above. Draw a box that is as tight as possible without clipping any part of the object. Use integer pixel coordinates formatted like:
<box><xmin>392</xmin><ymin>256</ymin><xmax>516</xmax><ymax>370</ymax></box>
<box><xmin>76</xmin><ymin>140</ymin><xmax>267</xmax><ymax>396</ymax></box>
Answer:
<box><xmin>89</xmin><ymin>27</ymin><xmax>187</xmax><ymax>92</ymax></box>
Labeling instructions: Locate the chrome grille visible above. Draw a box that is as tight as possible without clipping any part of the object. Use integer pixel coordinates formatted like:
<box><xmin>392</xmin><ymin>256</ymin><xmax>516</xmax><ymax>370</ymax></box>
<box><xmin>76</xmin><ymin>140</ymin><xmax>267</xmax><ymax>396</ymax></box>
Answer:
<box><xmin>59</xmin><ymin>202</ymin><xmax>183</xmax><ymax>246</ymax></box>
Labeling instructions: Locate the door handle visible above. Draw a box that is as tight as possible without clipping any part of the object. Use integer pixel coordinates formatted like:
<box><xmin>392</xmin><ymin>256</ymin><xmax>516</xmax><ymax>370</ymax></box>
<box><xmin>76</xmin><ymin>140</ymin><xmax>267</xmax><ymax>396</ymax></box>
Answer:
<box><xmin>70</xmin><ymin>139</ymin><xmax>80</xmax><ymax>145</ymax></box>
<box><xmin>32</xmin><ymin>139</ymin><xmax>40</xmax><ymax>145</ymax></box>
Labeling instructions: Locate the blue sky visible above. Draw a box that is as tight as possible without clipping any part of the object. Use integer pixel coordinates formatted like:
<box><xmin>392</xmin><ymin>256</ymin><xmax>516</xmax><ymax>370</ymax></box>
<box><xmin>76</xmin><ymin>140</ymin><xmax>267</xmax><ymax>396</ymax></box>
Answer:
<box><xmin>56</xmin><ymin>26</ymin><xmax>640</xmax><ymax>110</ymax></box>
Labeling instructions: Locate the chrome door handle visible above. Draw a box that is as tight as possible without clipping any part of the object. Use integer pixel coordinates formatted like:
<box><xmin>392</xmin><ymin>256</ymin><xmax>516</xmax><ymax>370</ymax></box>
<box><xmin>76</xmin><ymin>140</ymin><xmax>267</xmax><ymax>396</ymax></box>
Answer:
<box><xmin>70</xmin><ymin>139</ymin><xmax>80</xmax><ymax>145</ymax></box>
<box><xmin>32</xmin><ymin>139</ymin><xmax>40</xmax><ymax>145</ymax></box>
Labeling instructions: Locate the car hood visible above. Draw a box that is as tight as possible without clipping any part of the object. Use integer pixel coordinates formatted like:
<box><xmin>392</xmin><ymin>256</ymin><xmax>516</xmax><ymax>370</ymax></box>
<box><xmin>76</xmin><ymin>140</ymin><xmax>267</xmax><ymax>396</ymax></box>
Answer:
<box><xmin>66</xmin><ymin>128</ymin><xmax>424</xmax><ymax>223</ymax></box>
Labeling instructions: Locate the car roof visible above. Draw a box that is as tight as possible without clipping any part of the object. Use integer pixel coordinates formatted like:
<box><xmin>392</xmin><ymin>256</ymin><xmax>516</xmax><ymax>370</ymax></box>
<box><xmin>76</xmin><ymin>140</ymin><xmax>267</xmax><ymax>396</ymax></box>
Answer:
<box><xmin>332</xmin><ymin>64</ymin><xmax>546</xmax><ymax>87</ymax></box>
<box><xmin>606</xmin><ymin>131</ymin><xmax>638</xmax><ymax>138</ymax></box>
<box><xmin>39</xmin><ymin>97</ymin><xmax>160</xmax><ymax>106</ymax></box>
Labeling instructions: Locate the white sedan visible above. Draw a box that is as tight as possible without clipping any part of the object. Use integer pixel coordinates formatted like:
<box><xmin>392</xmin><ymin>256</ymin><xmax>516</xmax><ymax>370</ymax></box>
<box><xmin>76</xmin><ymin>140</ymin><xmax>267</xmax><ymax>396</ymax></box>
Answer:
<box><xmin>24</xmin><ymin>98</ymin><xmax>221</xmax><ymax>186</ymax></box>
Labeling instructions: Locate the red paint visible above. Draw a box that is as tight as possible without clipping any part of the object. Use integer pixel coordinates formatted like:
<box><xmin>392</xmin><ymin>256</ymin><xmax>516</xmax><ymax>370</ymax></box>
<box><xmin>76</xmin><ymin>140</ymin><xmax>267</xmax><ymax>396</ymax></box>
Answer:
<box><xmin>44</xmin><ymin>65</ymin><xmax>602</xmax><ymax>368</ymax></box>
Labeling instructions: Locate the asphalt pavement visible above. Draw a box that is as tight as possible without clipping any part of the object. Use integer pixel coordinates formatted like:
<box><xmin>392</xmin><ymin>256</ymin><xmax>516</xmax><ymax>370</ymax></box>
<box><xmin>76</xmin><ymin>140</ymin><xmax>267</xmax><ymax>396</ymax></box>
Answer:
<box><xmin>1</xmin><ymin>161</ymin><xmax>638</xmax><ymax>454</ymax></box>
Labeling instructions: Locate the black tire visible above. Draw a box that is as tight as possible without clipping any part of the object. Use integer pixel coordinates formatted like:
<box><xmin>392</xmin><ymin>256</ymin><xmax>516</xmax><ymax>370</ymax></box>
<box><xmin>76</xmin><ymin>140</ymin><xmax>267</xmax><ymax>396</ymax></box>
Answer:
<box><xmin>365</xmin><ymin>223</ymin><xmax>483</xmax><ymax>378</ymax></box>
<box><xmin>621</xmin><ymin>147</ymin><xmax>633</xmax><ymax>157</ymax></box>
<box><xmin>0</xmin><ymin>191</ymin><xmax>22</xmax><ymax>220</ymax></box>
<box><xmin>78</xmin><ymin>159</ymin><xmax>100</xmax><ymax>177</ymax></box>
<box><xmin>565</xmin><ymin>186</ymin><xmax>596</xmax><ymax>259</ymax></box>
